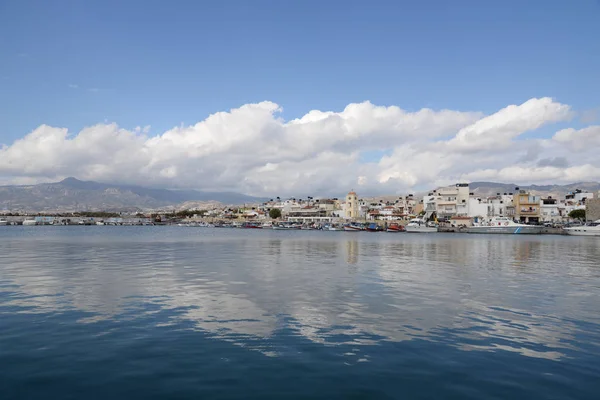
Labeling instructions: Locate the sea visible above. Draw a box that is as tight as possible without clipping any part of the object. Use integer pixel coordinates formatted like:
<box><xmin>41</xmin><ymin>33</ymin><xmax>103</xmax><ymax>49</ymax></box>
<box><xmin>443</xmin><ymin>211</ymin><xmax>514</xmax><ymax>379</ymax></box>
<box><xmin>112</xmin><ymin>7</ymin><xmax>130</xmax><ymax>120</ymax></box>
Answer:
<box><xmin>1</xmin><ymin>227</ymin><xmax>599</xmax><ymax>399</ymax></box>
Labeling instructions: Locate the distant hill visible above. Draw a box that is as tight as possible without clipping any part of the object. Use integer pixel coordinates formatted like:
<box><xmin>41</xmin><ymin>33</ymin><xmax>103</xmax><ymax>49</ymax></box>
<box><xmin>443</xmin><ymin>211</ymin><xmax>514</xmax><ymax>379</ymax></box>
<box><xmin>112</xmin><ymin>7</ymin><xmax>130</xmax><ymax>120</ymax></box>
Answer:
<box><xmin>468</xmin><ymin>181</ymin><xmax>600</xmax><ymax>197</ymax></box>
<box><xmin>0</xmin><ymin>178</ymin><xmax>267</xmax><ymax>212</ymax></box>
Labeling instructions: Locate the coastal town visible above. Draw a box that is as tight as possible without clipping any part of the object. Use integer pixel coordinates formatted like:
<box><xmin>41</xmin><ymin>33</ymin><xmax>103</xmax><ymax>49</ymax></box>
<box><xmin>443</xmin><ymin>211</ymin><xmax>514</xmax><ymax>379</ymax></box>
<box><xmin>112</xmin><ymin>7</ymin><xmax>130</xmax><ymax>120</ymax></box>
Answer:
<box><xmin>2</xmin><ymin>183</ymin><xmax>599</xmax><ymax>233</ymax></box>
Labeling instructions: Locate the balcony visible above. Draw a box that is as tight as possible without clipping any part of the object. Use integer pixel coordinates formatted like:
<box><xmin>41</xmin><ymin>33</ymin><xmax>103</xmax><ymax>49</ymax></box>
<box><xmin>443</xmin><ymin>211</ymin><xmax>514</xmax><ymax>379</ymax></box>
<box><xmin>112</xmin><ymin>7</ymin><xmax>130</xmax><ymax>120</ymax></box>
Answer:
<box><xmin>437</xmin><ymin>201</ymin><xmax>456</xmax><ymax>206</ymax></box>
<box><xmin>518</xmin><ymin>208</ymin><xmax>539</xmax><ymax>215</ymax></box>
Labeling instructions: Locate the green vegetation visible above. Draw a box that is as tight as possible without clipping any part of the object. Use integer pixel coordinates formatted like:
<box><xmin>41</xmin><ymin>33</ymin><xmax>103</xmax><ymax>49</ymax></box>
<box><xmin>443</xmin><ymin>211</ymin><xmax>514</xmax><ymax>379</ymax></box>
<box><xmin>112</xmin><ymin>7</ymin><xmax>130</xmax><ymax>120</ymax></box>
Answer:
<box><xmin>568</xmin><ymin>209</ymin><xmax>586</xmax><ymax>220</ymax></box>
<box><xmin>269</xmin><ymin>208</ymin><xmax>282</xmax><ymax>219</ymax></box>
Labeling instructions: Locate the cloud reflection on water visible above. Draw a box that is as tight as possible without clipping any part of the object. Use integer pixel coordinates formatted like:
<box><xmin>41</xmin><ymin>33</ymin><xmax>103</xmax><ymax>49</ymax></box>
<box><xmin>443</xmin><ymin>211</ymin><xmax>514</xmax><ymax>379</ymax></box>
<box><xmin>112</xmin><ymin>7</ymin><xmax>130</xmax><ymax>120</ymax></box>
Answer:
<box><xmin>1</xmin><ymin>228</ymin><xmax>599</xmax><ymax>361</ymax></box>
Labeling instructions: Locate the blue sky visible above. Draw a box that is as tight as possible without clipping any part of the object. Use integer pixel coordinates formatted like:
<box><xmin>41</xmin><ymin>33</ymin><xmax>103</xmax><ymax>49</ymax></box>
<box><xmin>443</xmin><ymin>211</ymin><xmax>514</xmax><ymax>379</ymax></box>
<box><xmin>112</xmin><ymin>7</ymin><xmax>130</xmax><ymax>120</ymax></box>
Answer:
<box><xmin>1</xmin><ymin>1</ymin><xmax>599</xmax><ymax>194</ymax></box>
<box><xmin>1</xmin><ymin>0</ymin><xmax>599</xmax><ymax>142</ymax></box>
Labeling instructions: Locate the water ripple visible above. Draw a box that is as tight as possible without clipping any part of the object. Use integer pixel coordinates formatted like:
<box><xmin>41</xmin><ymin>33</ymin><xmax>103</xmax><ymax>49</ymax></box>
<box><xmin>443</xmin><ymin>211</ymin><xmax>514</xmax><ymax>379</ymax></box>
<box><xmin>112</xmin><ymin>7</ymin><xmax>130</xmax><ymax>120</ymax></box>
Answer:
<box><xmin>1</xmin><ymin>227</ymin><xmax>600</xmax><ymax>398</ymax></box>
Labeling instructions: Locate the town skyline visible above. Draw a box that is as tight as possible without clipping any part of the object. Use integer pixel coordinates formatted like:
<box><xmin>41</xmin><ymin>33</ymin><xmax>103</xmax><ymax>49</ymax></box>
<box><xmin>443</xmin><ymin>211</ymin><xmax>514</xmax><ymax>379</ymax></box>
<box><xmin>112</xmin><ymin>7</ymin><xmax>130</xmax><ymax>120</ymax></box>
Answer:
<box><xmin>1</xmin><ymin>176</ymin><xmax>599</xmax><ymax>216</ymax></box>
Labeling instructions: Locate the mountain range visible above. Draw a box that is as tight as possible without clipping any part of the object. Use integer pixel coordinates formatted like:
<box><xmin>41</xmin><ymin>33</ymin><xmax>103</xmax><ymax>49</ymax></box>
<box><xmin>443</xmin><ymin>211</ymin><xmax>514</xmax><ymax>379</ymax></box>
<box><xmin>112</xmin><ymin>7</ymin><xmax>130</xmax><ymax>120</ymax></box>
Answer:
<box><xmin>0</xmin><ymin>178</ymin><xmax>598</xmax><ymax>212</ymax></box>
<box><xmin>0</xmin><ymin>178</ymin><xmax>267</xmax><ymax>212</ymax></box>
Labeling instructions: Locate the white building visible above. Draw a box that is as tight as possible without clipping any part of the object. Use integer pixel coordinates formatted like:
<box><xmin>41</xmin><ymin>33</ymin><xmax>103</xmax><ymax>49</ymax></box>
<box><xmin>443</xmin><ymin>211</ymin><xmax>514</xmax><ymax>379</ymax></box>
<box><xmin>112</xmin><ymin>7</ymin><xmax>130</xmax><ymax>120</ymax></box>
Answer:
<box><xmin>467</xmin><ymin>193</ymin><xmax>515</xmax><ymax>221</ymax></box>
<box><xmin>423</xmin><ymin>183</ymin><xmax>470</xmax><ymax>219</ymax></box>
<box><xmin>467</xmin><ymin>197</ymin><xmax>489</xmax><ymax>219</ymax></box>
<box><xmin>566</xmin><ymin>190</ymin><xmax>594</xmax><ymax>203</ymax></box>
<box><xmin>540</xmin><ymin>197</ymin><xmax>562</xmax><ymax>223</ymax></box>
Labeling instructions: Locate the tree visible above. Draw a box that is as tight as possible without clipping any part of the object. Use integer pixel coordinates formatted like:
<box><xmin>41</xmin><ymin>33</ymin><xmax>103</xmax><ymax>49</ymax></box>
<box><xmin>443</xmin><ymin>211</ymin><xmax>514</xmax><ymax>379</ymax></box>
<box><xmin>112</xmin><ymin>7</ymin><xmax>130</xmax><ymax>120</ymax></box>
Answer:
<box><xmin>569</xmin><ymin>209</ymin><xmax>586</xmax><ymax>220</ymax></box>
<box><xmin>269</xmin><ymin>208</ymin><xmax>282</xmax><ymax>219</ymax></box>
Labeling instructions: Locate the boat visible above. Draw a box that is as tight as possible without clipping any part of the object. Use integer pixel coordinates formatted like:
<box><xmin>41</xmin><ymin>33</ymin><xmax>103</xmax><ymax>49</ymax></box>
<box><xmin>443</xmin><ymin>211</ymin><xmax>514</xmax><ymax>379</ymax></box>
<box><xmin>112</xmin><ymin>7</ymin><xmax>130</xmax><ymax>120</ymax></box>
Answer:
<box><xmin>242</xmin><ymin>222</ymin><xmax>262</xmax><ymax>229</ymax></box>
<box><xmin>405</xmin><ymin>217</ymin><xmax>438</xmax><ymax>233</ymax></box>
<box><xmin>564</xmin><ymin>220</ymin><xmax>600</xmax><ymax>236</ymax></box>
<box><xmin>272</xmin><ymin>222</ymin><xmax>301</xmax><ymax>230</ymax></box>
<box><xmin>95</xmin><ymin>221</ymin><xmax>105</xmax><ymax>226</ymax></box>
<box><xmin>22</xmin><ymin>218</ymin><xmax>37</xmax><ymax>226</ymax></box>
<box><xmin>467</xmin><ymin>217</ymin><xmax>543</xmax><ymax>234</ymax></box>
<box><xmin>261</xmin><ymin>222</ymin><xmax>274</xmax><ymax>229</ymax></box>
<box><xmin>386</xmin><ymin>222</ymin><xmax>405</xmax><ymax>232</ymax></box>
<box><xmin>301</xmin><ymin>223</ymin><xmax>318</xmax><ymax>230</ymax></box>
<box><xmin>272</xmin><ymin>223</ymin><xmax>290</xmax><ymax>230</ymax></box>
<box><xmin>0</xmin><ymin>219</ymin><xmax>7</xmax><ymax>226</ymax></box>
<box><xmin>343</xmin><ymin>222</ymin><xmax>365</xmax><ymax>231</ymax></box>
<box><xmin>366</xmin><ymin>223</ymin><xmax>382</xmax><ymax>232</ymax></box>
<box><xmin>323</xmin><ymin>223</ymin><xmax>343</xmax><ymax>231</ymax></box>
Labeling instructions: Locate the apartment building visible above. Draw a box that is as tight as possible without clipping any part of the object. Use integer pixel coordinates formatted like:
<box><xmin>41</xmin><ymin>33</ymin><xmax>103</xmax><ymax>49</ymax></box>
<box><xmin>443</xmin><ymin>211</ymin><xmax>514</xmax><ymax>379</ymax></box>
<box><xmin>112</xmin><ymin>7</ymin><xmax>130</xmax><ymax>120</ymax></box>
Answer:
<box><xmin>514</xmin><ymin>189</ymin><xmax>541</xmax><ymax>223</ymax></box>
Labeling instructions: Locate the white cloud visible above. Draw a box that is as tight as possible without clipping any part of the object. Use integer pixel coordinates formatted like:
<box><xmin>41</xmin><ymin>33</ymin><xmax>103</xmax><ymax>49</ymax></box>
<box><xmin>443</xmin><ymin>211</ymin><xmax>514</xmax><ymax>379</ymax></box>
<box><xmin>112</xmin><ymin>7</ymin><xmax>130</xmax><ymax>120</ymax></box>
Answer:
<box><xmin>447</xmin><ymin>97</ymin><xmax>572</xmax><ymax>152</ymax></box>
<box><xmin>0</xmin><ymin>98</ymin><xmax>595</xmax><ymax>196</ymax></box>
<box><xmin>553</xmin><ymin>126</ymin><xmax>600</xmax><ymax>151</ymax></box>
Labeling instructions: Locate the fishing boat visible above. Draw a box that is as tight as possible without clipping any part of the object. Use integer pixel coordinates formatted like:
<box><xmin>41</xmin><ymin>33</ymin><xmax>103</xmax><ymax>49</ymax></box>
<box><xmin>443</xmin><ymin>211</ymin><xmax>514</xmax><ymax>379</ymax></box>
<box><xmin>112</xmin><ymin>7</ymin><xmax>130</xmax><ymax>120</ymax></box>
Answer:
<box><xmin>563</xmin><ymin>220</ymin><xmax>600</xmax><ymax>236</ymax></box>
<box><xmin>301</xmin><ymin>223</ymin><xmax>318</xmax><ymax>230</ymax></box>
<box><xmin>273</xmin><ymin>222</ymin><xmax>302</xmax><ymax>230</ymax></box>
<box><xmin>323</xmin><ymin>223</ymin><xmax>343</xmax><ymax>231</ymax></box>
<box><xmin>0</xmin><ymin>219</ymin><xmax>7</xmax><ymax>226</ymax></box>
<box><xmin>242</xmin><ymin>221</ymin><xmax>262</xmax><ymax>229</ymax></box>
<box><xmin>467</xmin><ymin>217</ymin><xmax>543</xmax><ymax>234</ymax></box>
<box><xmin>22</xmin><ymin>218</ymin><xmax>37</xmax><ymax>226</ymax></box>
<box><xmin>272</xmin><ymin>223</ymin><xmax>290</xmax><ymax>230</ymax></box>
<box><xmin>343</xmin><ymin>222</ymin><xmax>365</xmax><ymax>231</ymax></box>
<box><xmin>405</xmin><ymin>217</ymin><xmax>438</xmax><ymax>233</ymax></box>
<box><xmin>261</xmin><ymin>222</ymin><xmax>274</xmax><ymax>229</ymax></box>
<box><xmin>366</xmin><ymin>223</ymin><xmax>382</xmax><ymax>232</ymax></box>
<box><xmin>386</xmin><ymin>222</ymin><xmax>405</xmax><ymax>232</ymax></box>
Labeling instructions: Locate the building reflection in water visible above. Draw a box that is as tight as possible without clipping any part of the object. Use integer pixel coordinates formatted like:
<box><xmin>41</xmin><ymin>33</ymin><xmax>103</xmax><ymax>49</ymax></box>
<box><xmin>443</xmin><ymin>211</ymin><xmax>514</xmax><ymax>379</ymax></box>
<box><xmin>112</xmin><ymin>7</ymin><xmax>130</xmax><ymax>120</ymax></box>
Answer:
<box><xmin>345</xmin><ymin>239</ymin><xmax>358</xmax><ymax>265</ymax></box>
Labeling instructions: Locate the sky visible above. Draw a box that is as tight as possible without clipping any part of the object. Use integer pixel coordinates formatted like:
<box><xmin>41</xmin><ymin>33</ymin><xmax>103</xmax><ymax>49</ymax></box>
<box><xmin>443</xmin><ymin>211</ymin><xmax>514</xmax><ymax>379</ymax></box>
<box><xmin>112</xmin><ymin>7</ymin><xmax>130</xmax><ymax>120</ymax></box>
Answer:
<box><xmin>1</xmin><ymin>0</ymin><xmax>599</xmax><ymax>196</ymax></box>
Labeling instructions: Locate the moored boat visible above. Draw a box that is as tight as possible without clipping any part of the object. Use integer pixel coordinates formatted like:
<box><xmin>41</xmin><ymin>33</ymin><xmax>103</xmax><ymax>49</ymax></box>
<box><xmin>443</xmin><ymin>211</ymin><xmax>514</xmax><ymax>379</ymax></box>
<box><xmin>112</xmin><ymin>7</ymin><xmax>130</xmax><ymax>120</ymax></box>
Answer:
<box><xmin>301</xmin><ymin>223</ymin><xmax>318</xmax><ymax>230</ymax></box>
<box><xmin>242</xmin><ymin>222</ymin><xmax>262</xmax><ymax>229</ymax></box>
<box><xmin>467</xmin><ymin>217</ymin><xmax>543</xmax><ymax>234</ymax></box>
<box><xmin>325</xmin><ymin>224</ymin><xmax>343</xmax><ymax>231</ymax></box>
<box><xmin>564</xmin><ymin>220</ymin><xmax>600</xmax><ymax>236</ymax></box>
<box><xmin>22</xmin><ymin>219</ymin><xmax>37</xmax><ymax>226</ymax></box>
<box><xmin>386</xmin><ymin>222</ymin><xmax>405</xmax><ymax>232</ymax></box>
<box><xmin>405</xmin><ymin>217</ymin><xmax>438</xmax><ymax>233</ymax></box>
<box><xmin>272</xmin><ymin>222</ymin><xmax>300</xmax><ymax>230</ymax></box>
<box><xmin>366</xmin><ymin>223</ymin><xmax>382</xmax><ymax>232</ymax></box>
<box><xmin>0</xmin><ymin>219</ymin><xmax>7</xmax><ymax>226</ymax></box>
<box><xmin>343</xmin><ymin>222</ymin><xmax>365</xmax><ymax>231</ymax></box>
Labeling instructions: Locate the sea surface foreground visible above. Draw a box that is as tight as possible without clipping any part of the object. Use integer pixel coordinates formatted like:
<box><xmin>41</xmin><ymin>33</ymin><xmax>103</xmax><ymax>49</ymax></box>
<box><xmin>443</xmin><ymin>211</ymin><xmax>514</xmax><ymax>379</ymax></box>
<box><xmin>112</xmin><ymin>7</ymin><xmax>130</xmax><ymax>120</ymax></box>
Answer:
<box><xmin>1</xmin><ymin>227</ymin><xmax>599</xmax><ymax>399</ymax></box>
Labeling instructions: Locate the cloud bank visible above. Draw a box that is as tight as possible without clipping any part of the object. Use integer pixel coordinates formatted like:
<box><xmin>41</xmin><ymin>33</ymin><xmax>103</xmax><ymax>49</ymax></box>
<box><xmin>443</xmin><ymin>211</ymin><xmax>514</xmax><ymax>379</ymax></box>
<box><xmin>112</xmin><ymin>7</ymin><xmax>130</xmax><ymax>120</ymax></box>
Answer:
<box><xmin>1</xmin><ymin>97</ymin><xmax>597</xmax><ymax>196</ymax></box>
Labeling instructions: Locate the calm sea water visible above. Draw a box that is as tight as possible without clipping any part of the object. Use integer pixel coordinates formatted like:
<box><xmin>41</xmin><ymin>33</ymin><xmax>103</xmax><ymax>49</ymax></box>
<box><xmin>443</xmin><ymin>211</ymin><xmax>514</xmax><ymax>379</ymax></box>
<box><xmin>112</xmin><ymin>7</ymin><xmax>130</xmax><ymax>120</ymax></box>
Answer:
<box><xmin>1</xmin><ymin>227</ymin><xmax>599</xmax><ymax>399</ymax></box>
